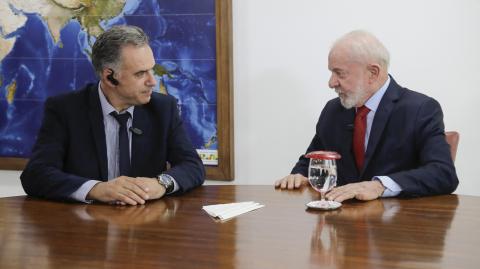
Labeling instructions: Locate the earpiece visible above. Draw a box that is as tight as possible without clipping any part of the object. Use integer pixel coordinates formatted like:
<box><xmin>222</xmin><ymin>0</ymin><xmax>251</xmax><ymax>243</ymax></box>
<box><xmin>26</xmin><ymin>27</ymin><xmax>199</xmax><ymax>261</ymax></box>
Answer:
<box><xmin>107</xmin><ymin>69</ymin><xmax>119</xmax><ymax>86</ymax></box>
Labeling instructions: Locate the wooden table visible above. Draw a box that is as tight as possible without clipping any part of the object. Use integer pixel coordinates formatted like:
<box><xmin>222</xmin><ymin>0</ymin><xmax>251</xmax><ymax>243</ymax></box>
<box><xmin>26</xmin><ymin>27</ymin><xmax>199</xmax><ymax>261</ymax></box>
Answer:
<box><xmin>0</xmin><ymin>185</ymin><xmax>478</xmax><ymax>268</ymax></box>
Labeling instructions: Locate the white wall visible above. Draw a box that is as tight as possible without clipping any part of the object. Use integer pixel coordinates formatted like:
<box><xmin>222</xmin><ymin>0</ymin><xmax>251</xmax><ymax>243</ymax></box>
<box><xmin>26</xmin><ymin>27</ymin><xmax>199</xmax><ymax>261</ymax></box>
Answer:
<box><xmin>230</xmin><ymin>0</ymin><xmax>480</xmax><ymax>196</ymax></box>
<box><xmin>1</xmin><ymin>0</ymin><xmax>479</xmax><ymax>197</ymax></box>
<box><xmin>0</xmin><ymin>170</ymin><xmax>23</xmax><ymax>197</ymax></box>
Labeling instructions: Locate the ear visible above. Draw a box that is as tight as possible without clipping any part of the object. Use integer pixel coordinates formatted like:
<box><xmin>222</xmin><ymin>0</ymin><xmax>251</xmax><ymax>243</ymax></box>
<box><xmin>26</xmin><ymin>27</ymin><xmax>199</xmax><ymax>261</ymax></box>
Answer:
<box><xmin>102</xmin><ymin>68</ymin><xmax>119</xmax><ymax>86</ymax></box>
<box><xmin>366</xmin><ymin>64</ymin><xmax>380</xmax><ymax>83</ymax></box>
<box><xmin>101</xmin><ymin>68</ymin><xmax>112</xmax><ymax>81</ymax></box>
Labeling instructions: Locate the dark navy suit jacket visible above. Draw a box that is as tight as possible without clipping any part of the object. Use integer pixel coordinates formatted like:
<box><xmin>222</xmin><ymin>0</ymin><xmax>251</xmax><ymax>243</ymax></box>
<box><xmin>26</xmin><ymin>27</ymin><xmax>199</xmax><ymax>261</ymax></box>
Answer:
<box><xmin>291</xmin><ymin>77</ymin><xmax>458</xmax><ymax>197</ymax></box>
<box><xmin>21</xmin><ymin>83</ymin><xmax>205</xmax><ymax>201</ymax></box>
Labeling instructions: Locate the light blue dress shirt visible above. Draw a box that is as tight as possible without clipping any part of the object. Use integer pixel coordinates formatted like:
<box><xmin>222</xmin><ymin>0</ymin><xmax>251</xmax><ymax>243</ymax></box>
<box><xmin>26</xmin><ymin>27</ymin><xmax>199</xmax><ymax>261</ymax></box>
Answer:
<box><xmin>71</xmin><ymin>83</ymin><xmax>178</xmax><ymax>202</ymax></box>
<box><xmin>362</xmin><ymin>76</ymin><xmax>402</xmax><ymax>197</ymax></box>
<box><xmin>71</xmin><ymin>84</ymin><xmax>133</xmax><ymax>201</ymax></box>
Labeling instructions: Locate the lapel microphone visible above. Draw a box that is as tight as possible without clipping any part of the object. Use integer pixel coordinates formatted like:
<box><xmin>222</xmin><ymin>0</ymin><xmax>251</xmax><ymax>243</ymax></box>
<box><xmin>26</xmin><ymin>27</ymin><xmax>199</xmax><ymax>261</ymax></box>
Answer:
<box><xmin>129</xmin><ymin>127</ymin><xmax>143</xmax><ymax>135</ymax></box>
<box><xmin>346</xmin><ymin>124</ymin><xmax>354</xmax><ymax>131</ymax></box>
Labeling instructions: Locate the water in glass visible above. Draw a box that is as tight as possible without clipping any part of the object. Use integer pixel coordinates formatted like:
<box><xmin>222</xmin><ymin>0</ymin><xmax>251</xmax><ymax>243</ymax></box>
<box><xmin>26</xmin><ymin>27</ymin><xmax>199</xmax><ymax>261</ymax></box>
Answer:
<box><xmin>308</xmin><ymin>158</ymin><xmax>337</xmax><ymax>201</ymax></box>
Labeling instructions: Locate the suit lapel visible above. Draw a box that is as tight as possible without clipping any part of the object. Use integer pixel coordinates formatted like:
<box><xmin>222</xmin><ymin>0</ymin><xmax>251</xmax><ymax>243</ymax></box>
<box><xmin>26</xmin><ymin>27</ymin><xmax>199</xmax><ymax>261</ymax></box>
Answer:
<box><xmin>361</xmin><ymin>77</ymin><xmax>402</xmax><ymax>176</ymax></box>
<box><xmin>88</xmin><ymin>84</ymin><xmax>108</xmax><ymax>180</ymax></box>
<box><xmin>131</xmin><ymin>106</ymin><xmax>152</xmax><ymax>176</ymax></box>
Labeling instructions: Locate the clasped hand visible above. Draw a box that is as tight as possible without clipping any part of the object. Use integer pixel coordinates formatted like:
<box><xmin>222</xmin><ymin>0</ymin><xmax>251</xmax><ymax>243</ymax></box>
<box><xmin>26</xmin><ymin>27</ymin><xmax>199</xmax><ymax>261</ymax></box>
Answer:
<box><xmin>87</xmin><ymin>176</ymin><xmax>166</xmax><ymax>205</ymax></box>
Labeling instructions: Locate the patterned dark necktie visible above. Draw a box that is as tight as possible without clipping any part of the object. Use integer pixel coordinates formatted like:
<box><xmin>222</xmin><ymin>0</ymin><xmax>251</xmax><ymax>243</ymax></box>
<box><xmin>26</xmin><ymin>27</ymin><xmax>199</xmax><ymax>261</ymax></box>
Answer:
<box><xmin>353</xmin><ymin>106</ymin><xmax>370</xmax><ymax>171</ymax></box>
<box><xmin>110</xmin><ymin>111</ymin><xmax>131</xmax><ymax>176</ymax></box>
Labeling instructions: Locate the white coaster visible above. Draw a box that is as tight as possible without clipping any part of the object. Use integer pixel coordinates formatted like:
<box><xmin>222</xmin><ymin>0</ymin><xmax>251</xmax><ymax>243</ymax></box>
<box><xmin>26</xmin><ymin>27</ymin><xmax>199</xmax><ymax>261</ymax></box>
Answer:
<box><xmin>306</xmin><ymin>200</ymin><xmax>342</xmax><ymax>210</ymax></box>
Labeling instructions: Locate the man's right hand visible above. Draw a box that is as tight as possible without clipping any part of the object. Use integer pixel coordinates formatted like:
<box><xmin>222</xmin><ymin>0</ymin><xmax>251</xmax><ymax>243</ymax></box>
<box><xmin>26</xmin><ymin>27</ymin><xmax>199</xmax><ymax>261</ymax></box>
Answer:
<box><xmin>87</xmin><ymin>176</ymin><xmax>150</xmax><ymax>205</ymax></box>
<box><xmin>274</xmin><ymin>173</ymin><xmax>308</xmax><ymax>190</ymax></box>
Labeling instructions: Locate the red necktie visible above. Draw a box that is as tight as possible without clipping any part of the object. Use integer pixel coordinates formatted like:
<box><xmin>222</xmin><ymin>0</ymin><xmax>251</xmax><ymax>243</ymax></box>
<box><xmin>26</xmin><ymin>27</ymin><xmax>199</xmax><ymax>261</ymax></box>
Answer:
<box><xmin>353</xmin><ymin>106</ymin><xmax>370</xmax><ymax>170</ymax></box>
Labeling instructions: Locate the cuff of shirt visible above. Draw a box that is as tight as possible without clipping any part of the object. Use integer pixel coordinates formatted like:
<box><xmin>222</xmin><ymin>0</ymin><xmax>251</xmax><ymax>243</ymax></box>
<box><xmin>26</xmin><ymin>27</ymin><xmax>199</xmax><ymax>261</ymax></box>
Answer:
<box><xmin>70</xmin><ymin>180</ymin><xmax>101</xmax><ymax>203</ymax></box>
<box><xmin>373</xmin><ymin>176</ymin><xmax>402</xmax><ymax>197</ymax></box>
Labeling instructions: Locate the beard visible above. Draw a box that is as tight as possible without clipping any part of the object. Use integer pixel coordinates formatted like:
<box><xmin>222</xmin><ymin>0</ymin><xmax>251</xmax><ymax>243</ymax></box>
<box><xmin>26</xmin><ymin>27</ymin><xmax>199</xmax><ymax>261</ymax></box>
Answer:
<box><xmin>335</xmin><ymin>84</ymin><xmax>367</xmax><ymax>109</ymax></box>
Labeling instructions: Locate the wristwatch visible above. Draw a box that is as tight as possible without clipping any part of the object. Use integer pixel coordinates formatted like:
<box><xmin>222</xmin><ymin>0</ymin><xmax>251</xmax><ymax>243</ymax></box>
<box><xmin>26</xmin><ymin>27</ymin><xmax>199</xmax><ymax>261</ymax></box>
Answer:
<box><xmin>157</xmin><ymin>174</ymin><xmax>174</xmax><ymax>194</ymax></box>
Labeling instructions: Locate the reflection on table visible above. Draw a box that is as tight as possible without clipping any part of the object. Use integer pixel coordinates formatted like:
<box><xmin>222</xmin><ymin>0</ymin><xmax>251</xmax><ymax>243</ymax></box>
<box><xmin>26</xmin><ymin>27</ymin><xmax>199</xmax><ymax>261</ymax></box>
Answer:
<box><xmin>0</xmin><ymin>185</ymin><xmax>478</xmax><ymax>269</ymax></box>
<box><xmin>309</xmin><ymin>197</ymin><xmax>458</xmax><ymax>268</ymax></box>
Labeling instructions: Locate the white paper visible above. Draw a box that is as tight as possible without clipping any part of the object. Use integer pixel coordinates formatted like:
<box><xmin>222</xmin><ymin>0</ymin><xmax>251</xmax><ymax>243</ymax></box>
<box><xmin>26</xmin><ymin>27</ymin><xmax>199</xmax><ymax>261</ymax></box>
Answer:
<box><xmin>203</xmin><ymin>201</ymin><xmax>265</xmax><ymax>220</ymax></box>
<box><xmin>203</xmin><ymin>201</ymin><xmax>255</xmax><ymax>217</ymax></box>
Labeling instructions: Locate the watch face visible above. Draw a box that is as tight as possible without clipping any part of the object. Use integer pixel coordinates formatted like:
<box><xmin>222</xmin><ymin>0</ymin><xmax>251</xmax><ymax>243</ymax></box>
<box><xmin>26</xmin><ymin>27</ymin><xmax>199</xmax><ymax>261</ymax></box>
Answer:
<box><xmin>159</xmin><ymin>174</ymin><xmax>174</xmax><ymax>193</ymax></box>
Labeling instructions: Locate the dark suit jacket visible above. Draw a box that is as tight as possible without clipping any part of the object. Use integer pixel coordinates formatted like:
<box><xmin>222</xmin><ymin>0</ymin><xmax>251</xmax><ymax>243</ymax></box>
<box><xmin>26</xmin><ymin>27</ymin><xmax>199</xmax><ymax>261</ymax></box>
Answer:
<box><xmin>21</xmin><ymin>83</ymin><xmax>205</xmax><ymax>201</ymax></box>
<box><xmin>291</xmin><ymin>76</ymin><xmax>458</xmax><ymax>197</ymax></box>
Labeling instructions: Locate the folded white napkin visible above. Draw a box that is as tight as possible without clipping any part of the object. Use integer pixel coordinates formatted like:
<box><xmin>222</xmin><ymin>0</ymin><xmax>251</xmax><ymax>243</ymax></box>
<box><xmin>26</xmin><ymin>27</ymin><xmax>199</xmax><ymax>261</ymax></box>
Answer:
<box><xmin>202</xmin><ymin>201</ymin><xmax>265</xmax><ymax>220</ymax></box>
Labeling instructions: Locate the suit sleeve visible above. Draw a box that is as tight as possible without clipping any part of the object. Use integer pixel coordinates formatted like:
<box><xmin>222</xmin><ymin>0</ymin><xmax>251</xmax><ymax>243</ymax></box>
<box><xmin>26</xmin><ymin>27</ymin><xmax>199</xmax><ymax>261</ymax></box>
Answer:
<box><xmin>20</xmin><ymin>98</ymin><xmax>92</xmax><ymax>201</ymax></box>
<box><xmin>163</xmin><ymin>99</ymin><xmax>205</xmax><ymax>193</ymax></box>
<box><xmin>388</xmin><ymin>98</ymin><xmax>458</xmax><ymax>196</ymax></box>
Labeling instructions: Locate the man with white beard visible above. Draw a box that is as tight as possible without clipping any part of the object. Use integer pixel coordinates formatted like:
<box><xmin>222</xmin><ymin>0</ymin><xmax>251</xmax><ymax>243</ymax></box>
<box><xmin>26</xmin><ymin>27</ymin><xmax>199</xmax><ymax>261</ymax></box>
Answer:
<box><xmin>275</xmin><ymin>30</ymin><xmax>458</xmax><ymax>202</ymax></box>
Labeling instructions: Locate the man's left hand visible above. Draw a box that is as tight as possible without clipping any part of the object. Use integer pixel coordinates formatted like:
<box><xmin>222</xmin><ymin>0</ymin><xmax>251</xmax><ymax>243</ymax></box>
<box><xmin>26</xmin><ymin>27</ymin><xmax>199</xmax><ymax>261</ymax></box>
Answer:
<box><xmin>325</xmin><ymin>180</ymin><xmax>385</xmax><ymax>202</ymax></box>
<box><xmin>135</xmin><ymin>177</ymin><xmax>167</xmax><ymax>200</ymax></box>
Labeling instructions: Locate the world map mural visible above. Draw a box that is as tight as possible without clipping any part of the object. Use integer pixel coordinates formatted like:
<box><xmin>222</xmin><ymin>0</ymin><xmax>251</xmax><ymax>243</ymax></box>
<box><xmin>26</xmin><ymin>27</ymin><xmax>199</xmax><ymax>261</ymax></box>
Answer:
<box><xmin>0</xmin><ymin>0</ymin><xmax>219</xmax><ymax>165</ymax></box>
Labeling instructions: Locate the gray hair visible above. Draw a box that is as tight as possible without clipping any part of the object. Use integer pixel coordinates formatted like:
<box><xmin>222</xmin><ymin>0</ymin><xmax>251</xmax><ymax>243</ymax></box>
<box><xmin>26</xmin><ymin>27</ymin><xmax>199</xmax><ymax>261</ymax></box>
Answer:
<box><xmin>91</xmin><ymin>25</ymin><xmax>149</xmax><ymax>76</ymax></box>
<box><xmin>332</xmin><ymin>30</ymin><xmax>390</xmax><ymax>70</ymax></box>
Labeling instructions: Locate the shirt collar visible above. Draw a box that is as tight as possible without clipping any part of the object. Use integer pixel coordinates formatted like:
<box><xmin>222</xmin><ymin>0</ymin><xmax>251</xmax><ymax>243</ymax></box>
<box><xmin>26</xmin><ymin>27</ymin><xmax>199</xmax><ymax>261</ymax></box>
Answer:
<box><xmin>98</xmin><ymin>82</ymin><xmax>134</xmax><ymax>117</ymax></box>
<box><xmin>364</xmin><ymin>75</ymin><xmax>391</xmax><ymax>113</ymax></box>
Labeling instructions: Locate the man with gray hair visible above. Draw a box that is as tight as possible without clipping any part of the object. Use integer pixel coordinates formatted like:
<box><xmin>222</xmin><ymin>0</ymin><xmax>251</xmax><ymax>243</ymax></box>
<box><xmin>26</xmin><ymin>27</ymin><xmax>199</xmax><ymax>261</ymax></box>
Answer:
<box><xmin>21</xmin><ymin>25</ymin><xmax>205</xmax><ymax>205</ymax></box>
<box><xmin>275</xmin><ymin>30</ymin><xmax>458</xmax><ymax>201</ymax></box>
